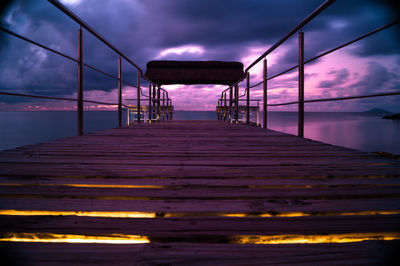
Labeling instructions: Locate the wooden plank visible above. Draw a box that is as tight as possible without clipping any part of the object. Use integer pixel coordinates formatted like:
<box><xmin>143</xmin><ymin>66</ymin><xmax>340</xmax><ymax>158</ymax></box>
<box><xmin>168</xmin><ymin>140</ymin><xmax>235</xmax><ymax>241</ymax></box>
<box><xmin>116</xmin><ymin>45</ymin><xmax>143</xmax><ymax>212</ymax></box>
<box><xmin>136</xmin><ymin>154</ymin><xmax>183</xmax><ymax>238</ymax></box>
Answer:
<box><xmin>0</xmin><ymin>121</ymin><xmax>400</xmax><ymax>264</ymax></box>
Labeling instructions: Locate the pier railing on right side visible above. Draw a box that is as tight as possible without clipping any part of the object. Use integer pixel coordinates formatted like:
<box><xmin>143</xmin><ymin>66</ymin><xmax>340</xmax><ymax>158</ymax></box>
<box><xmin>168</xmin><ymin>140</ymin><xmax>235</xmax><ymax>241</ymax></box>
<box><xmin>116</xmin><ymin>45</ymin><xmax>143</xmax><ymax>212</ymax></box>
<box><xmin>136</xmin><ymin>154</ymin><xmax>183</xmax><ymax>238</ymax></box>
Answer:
<box><xmin>218</xmin><ymin>0</ymin><xmax>400</xmax><ymax>137</ymax></box>
<box><xmin>0</xmin><ymin>0</ymin><xmax>173</xmax><ymax>135</ymax></box>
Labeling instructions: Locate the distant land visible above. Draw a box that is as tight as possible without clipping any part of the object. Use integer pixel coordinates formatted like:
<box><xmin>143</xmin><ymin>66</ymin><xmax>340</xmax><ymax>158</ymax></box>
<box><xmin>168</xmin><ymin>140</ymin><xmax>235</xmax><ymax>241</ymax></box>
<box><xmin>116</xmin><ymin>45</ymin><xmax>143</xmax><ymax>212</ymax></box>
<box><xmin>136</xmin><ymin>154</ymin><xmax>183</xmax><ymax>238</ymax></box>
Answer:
<box><xmin>382</xmin><ymin>113</ymin><xmax>400</xmax><ymax>120</ymax></box>
<box><xmin>363</xmin><ymin>108</ymin><xmax>392</xmax><ymax>114</ymax></box>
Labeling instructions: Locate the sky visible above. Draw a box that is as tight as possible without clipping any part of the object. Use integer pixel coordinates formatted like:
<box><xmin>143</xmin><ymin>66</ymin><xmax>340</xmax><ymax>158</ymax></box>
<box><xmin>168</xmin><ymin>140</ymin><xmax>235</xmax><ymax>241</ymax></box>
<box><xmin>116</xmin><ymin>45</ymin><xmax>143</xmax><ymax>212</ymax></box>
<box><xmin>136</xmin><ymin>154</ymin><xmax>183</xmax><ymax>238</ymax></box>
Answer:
<box><xmin>0</xmin><ymin>0</ymin><xmax>399</xmax><ymax>112</ymax></box>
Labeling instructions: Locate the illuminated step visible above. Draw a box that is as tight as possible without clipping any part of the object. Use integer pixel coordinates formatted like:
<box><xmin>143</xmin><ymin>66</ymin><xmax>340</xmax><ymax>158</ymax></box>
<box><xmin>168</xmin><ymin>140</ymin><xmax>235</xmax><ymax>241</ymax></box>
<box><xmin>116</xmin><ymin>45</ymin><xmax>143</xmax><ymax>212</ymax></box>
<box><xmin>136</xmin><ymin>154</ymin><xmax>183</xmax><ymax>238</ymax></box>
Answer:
<box><xmin>1</xmin><ymin>232</ymin><xmax>399</xmax><ymax>245</ymax></box>
<box><xmin>0</xmin><ymin>209</ymin><xmax>399</xmax><ymax>218</ymax></box>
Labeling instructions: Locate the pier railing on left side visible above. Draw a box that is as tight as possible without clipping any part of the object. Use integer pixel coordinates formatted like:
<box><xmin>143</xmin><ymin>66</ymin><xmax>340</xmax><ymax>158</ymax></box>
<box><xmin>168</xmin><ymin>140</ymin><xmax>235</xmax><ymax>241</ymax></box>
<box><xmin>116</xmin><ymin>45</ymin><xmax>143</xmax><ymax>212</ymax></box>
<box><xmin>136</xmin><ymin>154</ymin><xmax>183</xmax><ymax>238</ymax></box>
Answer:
<box><xmin>0</xmin><ymin>0</ymin><xmax>173</xmax><ymax>135</ymax></box>
<box><xmin>218</xmin><ymin>0</ymin><xmax>400</xmax><ymax>136</ymax></box>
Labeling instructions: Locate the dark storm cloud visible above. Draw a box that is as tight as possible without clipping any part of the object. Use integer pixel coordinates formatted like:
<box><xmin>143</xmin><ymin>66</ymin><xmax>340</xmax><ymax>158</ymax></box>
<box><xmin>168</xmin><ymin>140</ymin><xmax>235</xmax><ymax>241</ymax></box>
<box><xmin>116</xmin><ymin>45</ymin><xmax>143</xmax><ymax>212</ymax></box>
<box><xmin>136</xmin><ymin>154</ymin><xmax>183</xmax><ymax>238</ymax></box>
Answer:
<box><xmin>351</xmin><ymin>61</ymin><xmax>396</xmax><ymax>92</ymax></box>
<box><xmin>318</xmin><ymin>68</ymin><xmax>350</xmax><ymax>88</ymax></box>
<box><xmin>0</xmin><ymin>0</ymin><xmax>399</xmax><ymax>106</ymax></box>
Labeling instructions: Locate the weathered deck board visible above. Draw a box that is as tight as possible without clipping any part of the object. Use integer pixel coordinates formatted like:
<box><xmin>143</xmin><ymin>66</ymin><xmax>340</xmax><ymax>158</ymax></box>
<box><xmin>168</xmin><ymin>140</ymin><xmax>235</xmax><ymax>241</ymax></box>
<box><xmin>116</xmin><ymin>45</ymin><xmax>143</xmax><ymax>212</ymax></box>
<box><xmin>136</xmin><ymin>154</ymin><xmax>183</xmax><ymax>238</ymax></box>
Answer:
<box><xmin>0</xmin><ymin>120</ymin><xmax>399</xmax><ymax>265</ymax></box>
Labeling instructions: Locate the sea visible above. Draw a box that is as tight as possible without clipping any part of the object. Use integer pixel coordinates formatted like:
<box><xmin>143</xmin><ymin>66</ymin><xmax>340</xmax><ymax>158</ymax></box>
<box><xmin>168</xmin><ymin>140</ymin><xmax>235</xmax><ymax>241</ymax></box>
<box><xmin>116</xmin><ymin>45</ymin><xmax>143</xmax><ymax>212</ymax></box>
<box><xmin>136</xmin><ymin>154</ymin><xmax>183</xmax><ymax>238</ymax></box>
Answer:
<box><xmin>0</xmin><ymin>110</ymin><xmax>399</xmax><ymax>154</ymax></box>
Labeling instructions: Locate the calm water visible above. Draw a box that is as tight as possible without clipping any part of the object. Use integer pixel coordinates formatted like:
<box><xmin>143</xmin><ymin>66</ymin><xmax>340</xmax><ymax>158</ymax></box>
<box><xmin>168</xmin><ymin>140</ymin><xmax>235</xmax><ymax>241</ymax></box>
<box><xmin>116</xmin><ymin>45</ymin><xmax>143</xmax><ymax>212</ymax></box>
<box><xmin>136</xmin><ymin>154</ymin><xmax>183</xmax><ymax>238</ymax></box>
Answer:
<box><xmin>0</xmin><ymin>111</ymin><xmax>399</xmax><ymax>154</ymax></box>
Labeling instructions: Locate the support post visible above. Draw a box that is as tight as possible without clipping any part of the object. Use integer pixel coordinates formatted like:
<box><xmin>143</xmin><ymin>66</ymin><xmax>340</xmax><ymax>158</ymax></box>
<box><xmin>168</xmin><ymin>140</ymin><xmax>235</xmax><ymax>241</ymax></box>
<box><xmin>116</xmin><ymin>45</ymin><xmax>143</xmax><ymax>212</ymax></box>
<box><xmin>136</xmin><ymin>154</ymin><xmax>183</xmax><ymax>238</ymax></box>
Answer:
<box><xmin>229</xmin><ymin>86</ymin><xmax>232</xmax><ymax>122</ymax></box>
<box><xmin>137</xmin><ymin>72</ymin><xmax>141</xmax><ymax>123</ymax></box>
<box><xmin>77</xmin><ymin>27</ymin><xmax>84</xmax><ymax>135</ymax></box>
<box><xmin>224</xmin><ymin>92</ymin><xmax>227</xmax><ymax>122</ymax></box>
<box><xmin>166</xmin><ymin>94</ymin><xmax>169</xmax><ymax>120</ymax></box>
<box><xmin>149</xmin><ymin>84</ymin><xmax>152</xmax><ymax>123</ymax></box>
<box><xmin>152</xmin><ymin>85</ymin><xmax>156</xmax><ymax>120</ymax></box>
<box><xmin>118</xmin><ymin>57</ymin><xmax>122</xmax><ymax>127</ymax></box>
<box><xmin>298</xmin><ymin>30</ymin><xmax>304</xmax><ymax>137</ymax></box>
<box><xmin>162</xmin><ymin>92</ymin><xmax>165</xmax><ymax>120</ymax></box>
<box><xmin>169</xmin><ymin>99</ymin><xmax>173</xmax><ymax>120</ymax></box>
<box><xmin>217</xmin><ymin>99</ymin><xmax>220</xmax><ymax>120</ymax></box>
<box><xmin>246</xmin><ymin>72</ymin><xmax>250</xmax><ymax>124</ymax></box>
<box><xmin>263</xmin><ymin>58</ymin><xmax>267</xmax><ymax>129</ymax></box>
<box><xmin>157</xmin><ymin>87</ymin><xmax>161</xmax><ymax>120</ymax></box>
<box><xmin>235</xmin><ymin>84</ymin><xmax>239</xmax><ymax>123</ymax></box>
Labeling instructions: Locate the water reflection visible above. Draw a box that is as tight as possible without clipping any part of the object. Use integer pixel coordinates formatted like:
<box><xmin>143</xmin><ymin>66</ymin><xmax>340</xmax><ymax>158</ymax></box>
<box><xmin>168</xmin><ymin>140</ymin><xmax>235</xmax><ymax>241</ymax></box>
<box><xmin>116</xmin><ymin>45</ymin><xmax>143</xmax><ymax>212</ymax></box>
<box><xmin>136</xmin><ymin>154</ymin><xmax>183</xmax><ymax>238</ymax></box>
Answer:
<box><xmin>265</xmin><ymin>112</ymin><xmax>400</xmax><ymax>154</ymax></box>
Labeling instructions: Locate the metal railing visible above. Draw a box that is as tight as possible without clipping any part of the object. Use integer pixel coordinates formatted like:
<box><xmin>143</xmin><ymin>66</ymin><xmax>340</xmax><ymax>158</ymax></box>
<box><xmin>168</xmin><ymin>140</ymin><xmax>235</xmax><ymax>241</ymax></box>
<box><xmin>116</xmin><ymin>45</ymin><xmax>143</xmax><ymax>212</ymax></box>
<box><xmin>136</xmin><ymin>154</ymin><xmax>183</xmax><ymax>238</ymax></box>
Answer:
<box><xmin>218</xmin><ymin>0</ymin><xmax>400</xmax><ymax>137</ymax></box>
<box><xmin>0</xmin><ymin>0</ymin><xmax>173</xmax><ymax>135</ymax></box>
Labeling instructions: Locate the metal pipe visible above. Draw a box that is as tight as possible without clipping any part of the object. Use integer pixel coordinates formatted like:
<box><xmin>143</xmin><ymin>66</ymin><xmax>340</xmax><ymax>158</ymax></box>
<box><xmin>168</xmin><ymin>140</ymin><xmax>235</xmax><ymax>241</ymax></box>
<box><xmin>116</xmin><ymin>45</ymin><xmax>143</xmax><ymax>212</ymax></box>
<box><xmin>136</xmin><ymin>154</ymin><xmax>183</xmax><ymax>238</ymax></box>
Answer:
<box><xmin>263</xmin><ymin>58</ymin><xmax>267</xmax><ymax>129</ymax></box>
<box><xmin>48</xmin><ymin>0</ymin><xmax>144</xmax><ymax>75</ymax></box>
<box><xmin>118</xmin><ymin>57</ymin><xmax>122</xmax><ymax>127</ymax></box>
<box><xmin>0</xmin><ymin>91</ymin><xmax>77</xmax><ymax>102</ymax></box>
<box><xmin>162</xmin><ymin>92</ymin><xmax>165</xmax><ymax>120</ymax></box>
<box><xmin>148</xmin><ymin>85</ymin><xmax>152</xmax><ymax>123</ymax></box>
<box><xmin>246</xmin><ymin>72</ymin><xmax>250</xmax><ymax>124</ymax></box>
<box><xmin>223</xmin><ymin>92</ymin><xmax>227</xmax><ymax>121</ymax></box>
<box><xmin>157</xmin><ymin>87</ymin><xmax>161</xmax><ymax>120</ymax></box>
<box><xmin>0</xmin><ymin>26</ymin><xmax>78</xmax><ymax>63</ymax></box>
<box><xmin>298</xmin><ymin>30</ymin><xmax>305</xmax><ymax>138</ymax></box>
<box><xmin>235</xmin><ymin>84</ymin><xmax>239</xmax><ymax>123</ymax></box>
<box><xmin>137</xmin><ymin>71</ymin><xmax>141</xmax><ymax>123</ymax></box>
<box><xmin>152</xmin><ymin>85</ymin><xmax>156</xmax><ymax>120</ymax></box>
<box><xmin>77</xmin><ymin>27</ymin><xmax>84</xmax><ymax>136</ymax></box>
<box><xmin>229</xmin><ymin>86</ymin><xmax>233</xmax><ymax>122</ymax></box>
<box><xmin>166</xmin><ymin>92</ymin><xmax>169</xmax><ymax>120</ymax></box>
<box><xmin>245</xmin><ymin>0</ymin><xmax>335</xmax><ymax>72</ymax></box>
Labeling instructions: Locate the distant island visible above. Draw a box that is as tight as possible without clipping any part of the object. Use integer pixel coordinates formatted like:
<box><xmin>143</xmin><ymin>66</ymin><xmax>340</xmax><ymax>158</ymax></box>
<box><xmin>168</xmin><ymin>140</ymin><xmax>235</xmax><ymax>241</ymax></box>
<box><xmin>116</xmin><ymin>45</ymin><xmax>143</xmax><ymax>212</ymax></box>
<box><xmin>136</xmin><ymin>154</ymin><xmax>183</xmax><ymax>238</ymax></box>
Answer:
<box><xmin>363</xmin><ymin>108</ymin><xmax>392</xmax><ymax>114</ymax></box>
<box><xmin>382</xmin><ymin>113</ymin><xmax>400</xmax><ymax>120</ymax></box>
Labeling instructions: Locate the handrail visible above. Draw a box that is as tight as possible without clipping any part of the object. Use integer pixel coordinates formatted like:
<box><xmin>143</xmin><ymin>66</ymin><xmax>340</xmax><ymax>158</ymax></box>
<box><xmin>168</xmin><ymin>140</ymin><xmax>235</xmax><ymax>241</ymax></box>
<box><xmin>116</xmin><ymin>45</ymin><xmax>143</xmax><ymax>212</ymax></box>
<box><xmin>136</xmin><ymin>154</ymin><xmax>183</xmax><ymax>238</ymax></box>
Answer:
<box><xmin>244</xmin><ymin>0</ymin><xmax>336</xmax><ymax>72</ymax></box>
<box><xmin>267</xmin><ymin>91</ymin><xmax>400</xmax><ymax>107</ymax></box>
<box><xmin>1</xmin><ymin>0</ymin><xmax>173</xmax><ymax>133</ymax></box>
<box><xmin>0</xmin><ymin>26</ymin><xmax>78</xmax><ymax>63</ymax></box>
<box><xmin>48</xmin><ymin>0</ymin><xmax>143</xmax><ymax>76</ymax></box>
<box><xmin>247</xmin><ymin>19</ymin><xmax>400</xmax><ymax>89</ymax></box>
<box><xmin>0</xmin><ymin>91</ymin><xmax>128</xmax><ymax>107</ymax></box>
<box><xmin>218</xmin><ymin>0</ymin><xmax>399</xmax><ymax>135</ymax></box>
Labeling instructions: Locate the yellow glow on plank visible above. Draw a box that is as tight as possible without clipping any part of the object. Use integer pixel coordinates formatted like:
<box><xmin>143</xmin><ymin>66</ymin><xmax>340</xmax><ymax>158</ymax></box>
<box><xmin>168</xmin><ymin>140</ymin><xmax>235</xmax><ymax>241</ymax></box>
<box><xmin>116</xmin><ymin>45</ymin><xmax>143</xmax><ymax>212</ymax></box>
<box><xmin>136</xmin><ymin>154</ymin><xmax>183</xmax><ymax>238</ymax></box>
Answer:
<box><xmin>0</xmin><ymin>232</ymin><xmax>149</xmax><ymax>244</ymax></box>
<box><xmin>0</xmin><ymin>183</ymin><xmax>163</xmax><ymax>189</ymax></box>
<box><xmin>231</xmin><ymin>232</ymin><xmax>400</xmax><ymax>244</ymax></box>
<box><xmin>0</xmin><ymin>209</ymin><xmax>399</xmax><ymax>218</ymax></box>
<box><xmin>1</xmin><ymin>182</ymin><xmax>399</xmax><ymax>189</ymax></box>
<box><xmin>222</xmin><ymin>210</ymin><xmax>400</xmax><ymax>218</ymax></box>
<box><xmin>0</xmin><ymin>232</ymin><xmax>399</xmax><ymax>245</ymax></box>
<box><xmin>0</xmin><ymin>210</ymin><xmax>156</xmax><ymax>218</ymax></box>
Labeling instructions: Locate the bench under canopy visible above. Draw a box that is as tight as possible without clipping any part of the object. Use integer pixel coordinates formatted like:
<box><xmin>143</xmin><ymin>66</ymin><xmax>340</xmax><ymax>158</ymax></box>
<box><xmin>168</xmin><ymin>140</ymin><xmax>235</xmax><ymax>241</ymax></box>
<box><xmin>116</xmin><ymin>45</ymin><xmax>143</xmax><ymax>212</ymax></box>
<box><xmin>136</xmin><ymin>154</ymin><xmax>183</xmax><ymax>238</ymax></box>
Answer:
<box><xmin>145</xmin><ymin>60</ymin><xmax>245</xmax><ymax>86</ymax></box>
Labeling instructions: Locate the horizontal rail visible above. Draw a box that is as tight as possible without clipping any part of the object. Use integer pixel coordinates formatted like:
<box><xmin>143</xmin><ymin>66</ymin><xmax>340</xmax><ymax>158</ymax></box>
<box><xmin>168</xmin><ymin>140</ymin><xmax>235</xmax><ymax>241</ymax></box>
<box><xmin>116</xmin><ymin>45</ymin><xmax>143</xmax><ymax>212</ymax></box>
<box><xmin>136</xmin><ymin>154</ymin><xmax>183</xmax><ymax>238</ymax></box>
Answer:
<box><xmin>0</xmin><ymin>91</ymin><xmax>77</xmax><ymax>101</ymax></box>
<box><xmin>48</xmin><ymin>0</ymin><xmax>143</xmax><ymax>76</ymax></box>
<box><xmin>245</xmin><ymin>19</ymin><xmax>400</xmax><ymax>89</ymax></box>
<box><xmin>245</xmin><ymin>0</ymin><xmax>335</xmax><ymax>72</ymax></box>
<box><xmin>267</xmin><ymin>91</ymin><xmax>400</xmax><ymax>106</ymax></box>
<box><xmin>0</xmin><ymin>91</ymin><xmax>131</xmax><ymax>107</ymax></box>
<box><xmin>0</xmin><ymin>26</ymin><xmax>78</xmax><ymax>63</ymax></box>
<box><xmin>84</xmin><ymin>63</ymin><xmax>118</xmax><ymax>80</ymax></box>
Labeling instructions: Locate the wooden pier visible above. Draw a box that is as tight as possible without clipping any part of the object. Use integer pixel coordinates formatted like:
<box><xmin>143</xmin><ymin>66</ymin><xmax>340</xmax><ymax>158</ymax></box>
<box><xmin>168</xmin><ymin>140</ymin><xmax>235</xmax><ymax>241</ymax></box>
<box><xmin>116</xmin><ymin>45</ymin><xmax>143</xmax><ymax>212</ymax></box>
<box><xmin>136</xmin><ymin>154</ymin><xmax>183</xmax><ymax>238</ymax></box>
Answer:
<box><xmin>0</xmin><ymin>121</ymin><xmax>400</xmax><ymax>265</ymax></box>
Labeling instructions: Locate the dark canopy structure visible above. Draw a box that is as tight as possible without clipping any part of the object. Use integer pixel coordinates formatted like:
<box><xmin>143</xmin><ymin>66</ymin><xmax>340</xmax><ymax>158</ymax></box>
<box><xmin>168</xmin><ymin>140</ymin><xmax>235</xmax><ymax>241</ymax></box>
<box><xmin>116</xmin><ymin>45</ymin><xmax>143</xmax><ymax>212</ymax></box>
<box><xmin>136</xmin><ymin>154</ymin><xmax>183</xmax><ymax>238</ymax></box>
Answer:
<box><xmin>145</xmin><ymin>60</ymin><xmax>245</xmax><ymax>86</ymax></box>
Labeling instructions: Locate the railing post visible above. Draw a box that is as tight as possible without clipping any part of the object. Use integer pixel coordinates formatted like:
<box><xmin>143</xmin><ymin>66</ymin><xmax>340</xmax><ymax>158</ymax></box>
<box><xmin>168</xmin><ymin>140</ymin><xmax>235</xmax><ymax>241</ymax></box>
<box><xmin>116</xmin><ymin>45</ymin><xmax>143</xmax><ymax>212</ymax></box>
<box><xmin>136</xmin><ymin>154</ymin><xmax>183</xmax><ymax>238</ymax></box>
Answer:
<box><xmin>157</xmin><ymin>87</ymin><xmax>161</xmax><ymax>121</ymax></box>
<box><xmin>118</xmin><ymin>57</ymin><xmax>122</xmax><ymax>127</ymax></box>
<box><xmin>235</xmin><ymin>84</ymin><xmax>239</xmax><ymax>123</ymax></box>
<box><xmin>224</xmin><ymin>92</ymin><xmax>227</xmax><ymax>122</ymax></box>
<box><xmin>162</xmin><ymin>92</ymin><xmax>165</xmax><ymax>120</ymax></box>
<box><xmin>229</xmin><ymin>86</ymin><xmax>232</xmax><ymax>122</ymax></box>
<box><xmin>217</xmin><ymin>99</ymin><xmax>220</xmax><ymax>120</ymax></box>
<box><xmin>152</xmin><ymin>85</ymin><xmax>156</xmax><ymax>120</ymax></box>
<box><xmin>166</xmin><ymin>94</ymin><xmax>169</xmax><ymax>120</ymax></box>
<box><xmin>246</xmin><ymin>72</ymin><xmax>250</xmax><ymax>124</ymax></box>
<box><xmin>298</xmin><ymin>30</ymin><xmax>304</xmax><ymax>137</ymax></box>
<box><xmin>77</xmin><ymin>26</ymin><xmax>84</xmax><ymax>135</ymax></box>
<box><xmin>169</xmin><ymin>99</ymin><xmax>173</xmax><ymax>120</ymax></box>
<box><xmin>263</xmin><ymin>58</ymin><xmax>267</xmax><ymax>129</ymax></box>
<box><xmin>137</xmin><ymin>72</ymin><xmax>141</xmax><ymax>123</ymax></box>
<box><xmin>149</xmin><ymin>84</ymin><xmax>152</xmax><ymax>123</ymax></box>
